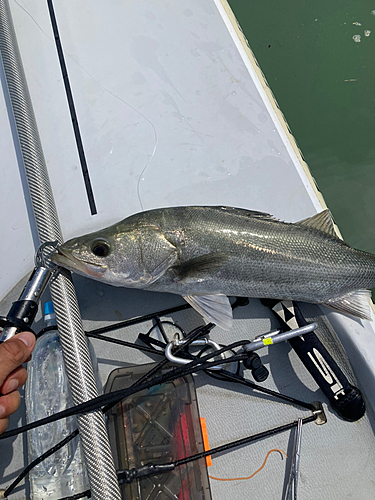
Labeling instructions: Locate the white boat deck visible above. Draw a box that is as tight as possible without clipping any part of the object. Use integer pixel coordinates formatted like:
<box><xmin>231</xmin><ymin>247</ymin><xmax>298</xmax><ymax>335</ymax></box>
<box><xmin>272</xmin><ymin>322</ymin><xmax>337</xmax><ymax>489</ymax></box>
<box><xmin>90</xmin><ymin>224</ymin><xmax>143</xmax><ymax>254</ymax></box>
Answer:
<box><xmin>1</xmin><ymin>1</ymin><xmax>375</xmax><ymax>499</ymax></box>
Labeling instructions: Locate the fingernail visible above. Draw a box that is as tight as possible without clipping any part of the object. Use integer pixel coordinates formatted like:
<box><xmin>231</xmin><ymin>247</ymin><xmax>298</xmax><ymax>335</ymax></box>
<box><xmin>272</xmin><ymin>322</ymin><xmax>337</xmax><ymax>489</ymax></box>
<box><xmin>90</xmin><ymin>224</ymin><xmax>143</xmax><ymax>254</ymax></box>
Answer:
<box><xmin>6</xmin><ymin>379</ymin><xmax>18</xmax><ymax>393</ymax></box>
<box><xmin>17</xmin><ymin>331</ymin><xmax>35</xmax><ymax>348</ymax></box>
<box><xmin>0</xmin><ymin>406</ymin><xmax>5</xmax><ymax>417</ymax></box>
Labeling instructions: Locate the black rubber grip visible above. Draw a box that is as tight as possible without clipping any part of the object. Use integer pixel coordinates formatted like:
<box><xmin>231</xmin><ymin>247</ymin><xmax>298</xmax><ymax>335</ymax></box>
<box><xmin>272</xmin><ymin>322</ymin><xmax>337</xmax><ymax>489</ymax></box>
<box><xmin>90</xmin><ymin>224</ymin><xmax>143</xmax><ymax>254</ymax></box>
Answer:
<box><xmin>0</xmin><ymin>299</ymin><xmax>38</xmax><ymax>339</ymax></box>
<box><xmin>262</xmin><ymin>299</ymin><xmax>365</xmax><ymax>422</ymax></box>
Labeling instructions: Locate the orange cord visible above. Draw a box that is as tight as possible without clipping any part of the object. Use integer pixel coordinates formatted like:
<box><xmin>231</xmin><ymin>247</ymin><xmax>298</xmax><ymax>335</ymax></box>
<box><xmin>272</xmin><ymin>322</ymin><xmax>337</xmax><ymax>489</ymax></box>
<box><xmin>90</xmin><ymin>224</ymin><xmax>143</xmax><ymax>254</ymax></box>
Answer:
<box><xmin>208</xmin><ymin>448</ymin><xmax>287</xmax><ymax>482</ymax></box>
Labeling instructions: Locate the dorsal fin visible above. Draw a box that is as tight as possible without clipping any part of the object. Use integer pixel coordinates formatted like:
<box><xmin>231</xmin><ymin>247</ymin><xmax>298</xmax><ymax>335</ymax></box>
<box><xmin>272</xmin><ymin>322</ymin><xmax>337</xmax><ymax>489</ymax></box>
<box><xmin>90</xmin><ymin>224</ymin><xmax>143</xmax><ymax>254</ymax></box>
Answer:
<box><xmin>297</xmin><ymin>209</ymin><xmax>338</xmax><ymax>237</ymax></box>
<box><xmin>212</xmin><ymin>206</ymin><xmax>277</xmax><ymax>221</ymax></box>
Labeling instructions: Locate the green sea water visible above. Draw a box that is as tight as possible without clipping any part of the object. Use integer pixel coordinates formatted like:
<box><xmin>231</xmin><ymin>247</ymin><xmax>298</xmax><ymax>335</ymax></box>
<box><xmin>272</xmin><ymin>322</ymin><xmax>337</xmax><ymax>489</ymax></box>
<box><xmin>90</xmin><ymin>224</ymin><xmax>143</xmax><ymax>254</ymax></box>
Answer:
<box><xmin>228</xmin><ymin>1</ymin><xmax>375</xmax><ymax>255</ymax></box>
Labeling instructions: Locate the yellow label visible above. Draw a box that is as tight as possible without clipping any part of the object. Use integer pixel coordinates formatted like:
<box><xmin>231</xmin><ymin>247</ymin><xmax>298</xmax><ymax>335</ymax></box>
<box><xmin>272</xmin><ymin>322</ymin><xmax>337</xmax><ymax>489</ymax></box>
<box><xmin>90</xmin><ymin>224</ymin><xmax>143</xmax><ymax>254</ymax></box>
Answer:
<box><xmin>262</xmin><ymin>337</ymin><xmax>273</xmax><ymax>345</ymax></box>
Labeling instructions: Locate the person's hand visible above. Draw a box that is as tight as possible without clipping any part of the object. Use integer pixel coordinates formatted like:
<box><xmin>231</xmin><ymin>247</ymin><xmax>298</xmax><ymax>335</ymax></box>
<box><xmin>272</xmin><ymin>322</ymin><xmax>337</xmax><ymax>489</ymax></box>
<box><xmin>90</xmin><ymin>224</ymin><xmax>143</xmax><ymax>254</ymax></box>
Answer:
<box><xmin>0</xmin><ymin>331</ymin><xmax>36</xmax><ymax>434</ymax></box>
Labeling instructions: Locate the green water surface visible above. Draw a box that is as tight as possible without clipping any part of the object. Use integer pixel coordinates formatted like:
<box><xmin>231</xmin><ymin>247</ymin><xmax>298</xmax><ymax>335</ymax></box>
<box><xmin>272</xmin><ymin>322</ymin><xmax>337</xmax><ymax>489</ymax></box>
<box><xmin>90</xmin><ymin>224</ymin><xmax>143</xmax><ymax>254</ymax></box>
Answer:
<box><xmin>229</xmin><ymin>1</ymin><xmax>375</xmax><ymax>255</ymax></box>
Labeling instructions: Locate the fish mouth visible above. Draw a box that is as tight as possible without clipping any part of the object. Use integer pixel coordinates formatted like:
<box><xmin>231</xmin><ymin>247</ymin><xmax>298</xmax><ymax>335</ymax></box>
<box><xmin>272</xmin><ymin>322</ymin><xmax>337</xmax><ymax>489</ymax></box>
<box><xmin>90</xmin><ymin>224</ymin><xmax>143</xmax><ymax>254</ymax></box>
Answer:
<box><xmin>51</xmin><ymin>248</ymin><xmax>106</xmax><ymax>278</ymax></box>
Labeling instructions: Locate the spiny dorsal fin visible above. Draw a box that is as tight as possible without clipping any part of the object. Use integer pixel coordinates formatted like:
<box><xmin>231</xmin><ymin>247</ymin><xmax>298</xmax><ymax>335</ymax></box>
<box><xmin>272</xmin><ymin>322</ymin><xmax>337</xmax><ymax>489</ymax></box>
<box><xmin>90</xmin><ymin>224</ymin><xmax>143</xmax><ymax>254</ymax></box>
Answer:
<box><xmin>212</xmin><ymin>206</ymin><xmax>277</xmax><ymax>221</ymax></box>
<box><xmin>297</xmin><ymin>209</ymin><xmax>338</xmax><ymax>237</ymax></box>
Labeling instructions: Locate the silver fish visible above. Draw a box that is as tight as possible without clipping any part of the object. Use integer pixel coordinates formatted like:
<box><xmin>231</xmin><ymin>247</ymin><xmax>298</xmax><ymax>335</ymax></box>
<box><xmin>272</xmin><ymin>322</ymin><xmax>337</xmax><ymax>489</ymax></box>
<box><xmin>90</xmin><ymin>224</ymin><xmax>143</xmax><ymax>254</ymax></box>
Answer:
<box><xmin>51</xmin><ymin>206</ymin><xmax>375</xmax><ymax>329</ymax></box>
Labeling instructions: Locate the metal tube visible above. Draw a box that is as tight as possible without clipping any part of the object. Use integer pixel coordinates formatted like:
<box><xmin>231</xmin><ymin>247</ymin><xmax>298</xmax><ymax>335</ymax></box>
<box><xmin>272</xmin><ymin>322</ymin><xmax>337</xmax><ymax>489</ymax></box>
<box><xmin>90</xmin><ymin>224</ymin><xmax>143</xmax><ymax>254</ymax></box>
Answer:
<box><xmin>19</xmin><ymin>267</ymin><xmax>52</xmax><ymax>302</ymax></box>
<box><xmin>244</xmin><ymin>323</ymin><xmax>317</xmax><ymax>353</ymax></box>
<box><xmin>285</xmin><ymin>417</ymin><xmax>303</xmax><ymax>500</ymax></box>
<box><xmin>0</xmin><ymin>326</ymin><xmax>18</xmax><ymax>342</ymax></box>
<box><xmin>0</xmin><ymin>2</ymin><xmax>121</xmax><ymax>498</ymax></box>
<box><xmin>0</xmin><ymin>266</ymin><xmax>51</xmax><ymax>342</ymax></box>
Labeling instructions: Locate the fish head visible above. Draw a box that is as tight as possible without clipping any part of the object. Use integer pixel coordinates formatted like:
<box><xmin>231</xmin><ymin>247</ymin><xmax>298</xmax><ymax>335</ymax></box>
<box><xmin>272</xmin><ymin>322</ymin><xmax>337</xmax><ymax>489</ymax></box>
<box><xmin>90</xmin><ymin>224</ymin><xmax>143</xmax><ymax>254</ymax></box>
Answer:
<box><xmin>51</xmin><ymin>223</ymin><xmax>178</xmax><ymax>288</ymax></box>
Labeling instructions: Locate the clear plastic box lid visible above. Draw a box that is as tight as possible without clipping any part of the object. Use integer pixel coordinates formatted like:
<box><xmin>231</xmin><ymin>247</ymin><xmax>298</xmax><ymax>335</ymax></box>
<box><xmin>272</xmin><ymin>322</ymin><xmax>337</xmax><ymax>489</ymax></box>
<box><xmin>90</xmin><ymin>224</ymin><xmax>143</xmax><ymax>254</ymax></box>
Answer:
<box><xmin>105</xmin><ymin>362</ymin><xmax>212</xmax><ymax>500</ymax></box>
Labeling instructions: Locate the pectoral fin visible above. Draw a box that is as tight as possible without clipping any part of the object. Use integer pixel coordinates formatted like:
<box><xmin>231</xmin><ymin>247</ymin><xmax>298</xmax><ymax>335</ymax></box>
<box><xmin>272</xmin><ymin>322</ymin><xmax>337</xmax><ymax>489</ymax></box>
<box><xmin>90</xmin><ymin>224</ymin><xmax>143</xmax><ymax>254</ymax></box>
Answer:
<box><xmin>324</xmin><ymin>289</ymin><xmax>372</xmax><ymax>320</ymax></box>
<box><xmin>173</xmin><ymin>253</ymin><xmax>228</xmax><ymax>281</ymax></box>
<box><xmin>183</xmin><ymin>294</ymin><xmax>233</xmax><ymax>330</ymax></box>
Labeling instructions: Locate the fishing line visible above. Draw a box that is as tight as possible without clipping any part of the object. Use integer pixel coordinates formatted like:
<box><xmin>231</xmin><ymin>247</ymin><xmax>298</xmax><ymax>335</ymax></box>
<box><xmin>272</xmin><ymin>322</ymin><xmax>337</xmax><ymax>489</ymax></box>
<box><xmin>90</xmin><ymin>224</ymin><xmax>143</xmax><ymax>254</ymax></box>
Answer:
<box><xmin>2</xmin><ymin>328</ymin><xmax>318</xmax><ymax>497</ymax></box>
<box><xmin>5</xmin><ymin>327</ymin><xmax>316</xmax><ymax>435</ymax></box>
<box><xmin>0</xmin><ymin>344</ymin><xmax>249</xmax><ymax>440</ymax></box>
<box><xmin>3</xmin><ymin>307</ymin><xmax>317</xmax><ymax>496</ymax></box>
<box><xmin>84</xmin><ymin>331</ymin><xmax>162</xmax><ymax>356</ymax></box>
<box><xmin>55</xmin><ymin>416</ymin><xmax>315</xmax><ymax>499</ymax></box>
<box><xmin>3</xmin><ymin>430</ymin><xmax>79</xmax><ymax>498</ymax></box>
<box><xmin>6</xmin><ymin>363</ymin><xmax>311</xmax><ymax>496</ymax></box>
<box><xmin>116</xmin><ymin>415</ymin><xmax>317</xmax><ymax>483</ymax></box>
<box><xmin>58</xmin><ymin>492</ymin><xmax>90</xmax><ymax>500</ymax></box>
<box><xmin>85</xmin><ymin>303</ymin><xmax>191</xmax><ymax>336</ymax></box>
<box><xmin>2</xmin><ymin>347</ymin><xmax>247</xmax><ymax>497</ymax></box>
<box><xmin>11</xmin><ymin>417</ymin><xmax>316</xmax><ymax>500</ymax></box>
<box><xmin>2</xmin><ymin>338</ymin><xmax>233</xmax><ymax>496</ymax></box>
<box><xmin>210</xmin><ymin>370</ymin><xmax>316</xmax><ymax>412</ymax></box>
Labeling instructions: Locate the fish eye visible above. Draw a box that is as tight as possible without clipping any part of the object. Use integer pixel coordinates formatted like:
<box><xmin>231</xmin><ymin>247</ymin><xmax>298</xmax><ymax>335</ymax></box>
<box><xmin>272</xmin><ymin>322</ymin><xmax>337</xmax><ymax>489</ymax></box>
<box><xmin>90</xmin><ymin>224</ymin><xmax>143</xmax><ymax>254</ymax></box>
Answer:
<box><xmin>91</xmin><ymin>239</ymin><xmax>111</xmax><ymax>257</ymax></box>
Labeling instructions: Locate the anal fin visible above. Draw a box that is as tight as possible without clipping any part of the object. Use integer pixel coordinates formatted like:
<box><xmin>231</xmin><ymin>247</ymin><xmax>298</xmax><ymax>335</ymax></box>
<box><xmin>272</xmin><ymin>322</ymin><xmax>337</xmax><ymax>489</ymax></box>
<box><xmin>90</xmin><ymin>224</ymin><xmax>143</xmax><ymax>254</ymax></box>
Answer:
<box><xmin>324</xmin><ymin>289</ymin><xmax>373</xmax><ymax>321</ymax></box>
<box><xmin>183</xmin><ymin>294</ymin><xmax>233</xmax><ymax>330</ymax></box>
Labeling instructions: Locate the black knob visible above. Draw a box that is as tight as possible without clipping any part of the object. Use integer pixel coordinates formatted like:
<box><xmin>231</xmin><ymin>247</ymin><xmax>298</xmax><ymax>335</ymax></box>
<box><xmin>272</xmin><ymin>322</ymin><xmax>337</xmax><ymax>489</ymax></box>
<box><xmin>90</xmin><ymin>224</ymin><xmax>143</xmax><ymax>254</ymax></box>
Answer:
<box><xmin>243</xmin><ymin>352</ymin><xmax>261</xmax><ymax>370</ymax></box>
<box><xmin>243</xmin><ymin>352</ymin><xmax>269</xmax><ymax>382</ymax></box>
<box><xmin>252</xmin><ymin>364</ymin><xmax>269</xmax><ymax>382</ymax></box>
